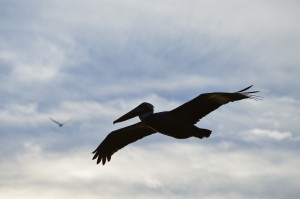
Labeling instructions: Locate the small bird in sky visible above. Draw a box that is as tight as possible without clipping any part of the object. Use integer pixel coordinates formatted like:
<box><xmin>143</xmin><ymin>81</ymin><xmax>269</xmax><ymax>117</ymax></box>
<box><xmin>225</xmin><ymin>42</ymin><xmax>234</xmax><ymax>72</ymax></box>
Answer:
<box><xmin>49</xmin><ymin>117</ymin><xmax>72</xmax><ymax>127</ymax></box>
<box><xmin>92</xmin><ymin>85</ymin><xmax>261</xmax><ymax>165</ymax></box>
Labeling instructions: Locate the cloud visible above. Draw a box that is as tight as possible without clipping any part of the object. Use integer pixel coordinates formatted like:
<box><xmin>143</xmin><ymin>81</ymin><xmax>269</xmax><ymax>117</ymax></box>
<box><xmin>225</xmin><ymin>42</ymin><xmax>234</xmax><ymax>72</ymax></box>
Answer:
<box><xmin>244</xmin><ymin>128</ymin><xmax>293</xmax><ymax>141</ymax></box>
<box><xmin>1</xmin><ymin>0</ymin><xmax>300</xmax><ymax>199</ymax></box>
<box><xmin>1</xmin><ymin>142</ymin><xmax>299</xmax><ymax>199</ymax></box>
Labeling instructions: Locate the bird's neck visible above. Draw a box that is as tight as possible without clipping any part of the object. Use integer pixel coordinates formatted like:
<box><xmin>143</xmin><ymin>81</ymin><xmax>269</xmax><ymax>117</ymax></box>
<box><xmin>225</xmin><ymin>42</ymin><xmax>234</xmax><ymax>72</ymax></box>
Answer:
<box><xmin>139</xmin><ymin>111</ymin><xmax>153</xmax><ymax>121</ymax></box>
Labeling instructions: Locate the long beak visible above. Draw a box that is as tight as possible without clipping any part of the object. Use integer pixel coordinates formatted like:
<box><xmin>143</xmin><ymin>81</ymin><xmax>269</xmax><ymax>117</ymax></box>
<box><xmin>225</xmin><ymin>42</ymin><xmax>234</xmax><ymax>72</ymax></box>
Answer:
<box><xmin>113</xmin><ymin>106</ymin><xmax>144</xmax><ymax>124</ymax></box>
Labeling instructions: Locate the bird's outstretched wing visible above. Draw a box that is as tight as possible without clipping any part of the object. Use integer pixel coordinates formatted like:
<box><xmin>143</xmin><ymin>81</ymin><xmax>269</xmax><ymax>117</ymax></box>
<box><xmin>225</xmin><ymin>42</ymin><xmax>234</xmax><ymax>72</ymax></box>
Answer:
<box><xmin>50</xmin><ymin>117</ymin><xmax>72</xmax><ymax>126</ymax></box>
<box><xmin>62</xmin><ymin>119</ymin><xmax>72</xmax><ymax>125</ymax></box>
<box><xmin>92</xmin><ymin>122</ymin><xmax>156</xmax><ymax>165</ymax></box>
<box><xmin>49</xmin><ymin>117</ymin><xmax>62</xmax><ymax>126</ymax></box>
<box><xmin>169</xmin><ymin>85</ymin><xmax>261</xmax><ymax>125</ymax></box>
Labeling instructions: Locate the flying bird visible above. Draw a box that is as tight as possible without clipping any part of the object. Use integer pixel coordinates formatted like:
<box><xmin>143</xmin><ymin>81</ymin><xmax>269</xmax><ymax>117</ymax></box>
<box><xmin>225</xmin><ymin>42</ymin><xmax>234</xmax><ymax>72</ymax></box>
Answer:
<box><xmin>49</xmin><ymin>117</ymin><xmax>72</xmax><ymax>127</ymax></box>
<box><xmin>92</xmin><ymin>85</ymin><xmax>261</xmax><ymax>165</ymax></box>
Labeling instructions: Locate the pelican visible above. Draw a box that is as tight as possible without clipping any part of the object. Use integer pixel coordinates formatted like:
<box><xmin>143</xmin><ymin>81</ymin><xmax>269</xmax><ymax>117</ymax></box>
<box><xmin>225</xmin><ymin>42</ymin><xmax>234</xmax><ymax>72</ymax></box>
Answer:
<box><xmin>92</xmin><ymin>85</ymin><xmax>261</xmax><ymax>165</ymax></box>
<box><xmin>49</xmin><ymin>117</ymin><xmax>72</xmax><ymax>127</ymax></box>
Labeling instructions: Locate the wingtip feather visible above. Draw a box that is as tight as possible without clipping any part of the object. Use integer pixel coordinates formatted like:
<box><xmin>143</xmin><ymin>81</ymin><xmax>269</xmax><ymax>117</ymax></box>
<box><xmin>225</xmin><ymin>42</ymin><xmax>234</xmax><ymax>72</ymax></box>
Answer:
<box><xmin>237</xmin><ymin>85</ymin><xmax>261</xmax><ymax>99</ymax></box>
<box><xmin>237</xmin><ymin>85</ymin><xmax>253</xmax><ymax>92</ymax></box>
<box><xmin>92</xmin><ymin>153</ymin><xmax>98</xmax><ymax>160</ymax></box>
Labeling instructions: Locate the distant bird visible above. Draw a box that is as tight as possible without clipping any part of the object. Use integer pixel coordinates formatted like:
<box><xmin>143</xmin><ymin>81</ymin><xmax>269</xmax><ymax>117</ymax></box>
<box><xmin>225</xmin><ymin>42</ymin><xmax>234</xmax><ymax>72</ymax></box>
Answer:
<box><xmin>92</xmin><ymin>85</ymin><xmax>261</xmax><ymax>165</ymax></box>
<box><xmin>49</xmin><ymin>117</ymin><xmax>72</xmax><ymax>127</ymax></box>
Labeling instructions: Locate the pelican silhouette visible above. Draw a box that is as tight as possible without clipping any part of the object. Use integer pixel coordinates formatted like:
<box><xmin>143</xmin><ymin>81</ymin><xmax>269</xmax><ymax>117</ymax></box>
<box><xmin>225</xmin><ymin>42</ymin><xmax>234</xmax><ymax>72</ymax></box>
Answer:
<box><xmin>92</xmin><ymin>85</ymin><xmax>261</xmax><ymax>165</ymax></box>
<box><xmin>49</xmin><ymin>117</ymin><xmax>72</xmax><ymax>127</ymax></box>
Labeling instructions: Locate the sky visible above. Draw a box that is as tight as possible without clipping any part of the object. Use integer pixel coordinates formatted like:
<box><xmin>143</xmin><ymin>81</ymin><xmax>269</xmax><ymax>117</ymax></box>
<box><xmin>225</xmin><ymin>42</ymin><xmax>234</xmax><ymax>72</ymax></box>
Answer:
<box><xmin>1</xmin><ymin>0</ymin><xmax>300</xmax><ymax>198</ymax></box>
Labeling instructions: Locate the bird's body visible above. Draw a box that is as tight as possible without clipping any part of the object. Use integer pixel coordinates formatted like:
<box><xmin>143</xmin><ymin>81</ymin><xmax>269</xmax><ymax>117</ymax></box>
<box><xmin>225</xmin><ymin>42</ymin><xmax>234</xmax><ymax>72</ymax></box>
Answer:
<box><xmin>49</xmin><ymin>117</ymin><xmax>72</xmax><ymax>127</ymax></box>
<box><xmin>93</xmin><ymin>85</ymin><xmax>261</xmax><ymax>165</ymax></box>
<box><xmin>143</xmin><ymin>112</ymin><xmax>211</xmax><ymax>139</ymax></box>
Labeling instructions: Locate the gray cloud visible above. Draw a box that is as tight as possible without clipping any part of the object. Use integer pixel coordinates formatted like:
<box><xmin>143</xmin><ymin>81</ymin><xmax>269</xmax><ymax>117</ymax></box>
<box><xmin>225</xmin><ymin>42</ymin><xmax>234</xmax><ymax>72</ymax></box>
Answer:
<box><xmin>1</xmin><ymin>0</ymin><xmax>300</xmax><ymax>198</ymax></box>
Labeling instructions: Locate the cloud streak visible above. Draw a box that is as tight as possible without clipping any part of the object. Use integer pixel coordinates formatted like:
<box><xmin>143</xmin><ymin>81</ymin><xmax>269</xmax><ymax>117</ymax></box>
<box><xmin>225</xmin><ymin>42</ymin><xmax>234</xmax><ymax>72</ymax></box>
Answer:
<box><xmin>1</xmin><ymin>0</ymin><xmax>300</xmax><ymax>198</ymax></box>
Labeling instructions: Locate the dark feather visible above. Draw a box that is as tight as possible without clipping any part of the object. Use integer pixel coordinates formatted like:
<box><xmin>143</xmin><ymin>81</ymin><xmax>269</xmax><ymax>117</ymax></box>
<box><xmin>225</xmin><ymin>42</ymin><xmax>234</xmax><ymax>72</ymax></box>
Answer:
<box><xmin>50</xmin><ymin>117</ymin><xmax>72</xmax><ymax>127</ymax></box>
<box><xmin>92</xmin><ymin>85</ymin><xmax>261</xmax><ymax>165</ymax></box>
<box><xmin>169</xmin><ymin>85</ymin><xmax>260</xmax><ymax>124</ymax></box>
<box><xmin>92</xmin><ymin>122</ymin><xmax>156</xmax><ymax>165</ymax></box>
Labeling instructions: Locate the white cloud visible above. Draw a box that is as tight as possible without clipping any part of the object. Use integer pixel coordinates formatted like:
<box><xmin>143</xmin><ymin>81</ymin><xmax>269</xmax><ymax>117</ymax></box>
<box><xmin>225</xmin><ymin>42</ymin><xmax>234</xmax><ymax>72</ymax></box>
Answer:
<box><xmin>1</xmin><ymin>0</ymin><xmax>300</xmax><ymax>199</ymax></box>
<box><xmin>144</xmin><ymin>176</ymin><xmax>163</xmax><ymax>189</ymax></box>
<box><xmin>0</xmin><ymin>103</ymin><xmax>41</xmax><ymax>126</ymax></box>
<box><xmin>244</xmin><ymin>128</ymin><xmax>293</xmax><ymax>141</ymax></box>
<box><xmin>0</xmin><ymin>142</ymin><xmax>299</xmax><ymax>199</ymax></box>
<box><xmin>0</xmin><ymin>100</ymin><xmax>109</xmax><ymax>127</ymax></box>
<box><xmin>13</xmin><ymin>65</ymin><xmax>58</xmax><ymax>82</ymax></box>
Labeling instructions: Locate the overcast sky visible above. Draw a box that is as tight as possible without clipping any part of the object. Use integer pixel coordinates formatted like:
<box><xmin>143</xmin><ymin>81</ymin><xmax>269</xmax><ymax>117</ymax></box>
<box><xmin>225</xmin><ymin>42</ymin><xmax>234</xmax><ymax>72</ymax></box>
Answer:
<box><xmin>1</xmin><ymin>0</ymin><xmax>300</xmax><ymax>198</ymax></box>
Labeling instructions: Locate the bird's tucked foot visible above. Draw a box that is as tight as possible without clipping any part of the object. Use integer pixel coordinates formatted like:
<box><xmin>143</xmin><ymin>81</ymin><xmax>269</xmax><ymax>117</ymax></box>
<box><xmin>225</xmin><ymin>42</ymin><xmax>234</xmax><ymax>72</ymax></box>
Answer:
<box><xmin>194</xmin><ymin>129</ymin><xmax>212</xmax><ymax>139</ymax></box>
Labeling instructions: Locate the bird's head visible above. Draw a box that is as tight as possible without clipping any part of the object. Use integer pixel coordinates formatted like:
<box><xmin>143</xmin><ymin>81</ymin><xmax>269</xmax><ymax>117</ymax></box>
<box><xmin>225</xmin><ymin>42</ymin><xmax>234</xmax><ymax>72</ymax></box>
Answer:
<box><xmin>113</xmin><ymin>102</ymin><xmax>154</xmax><ymax>124</ymax></box>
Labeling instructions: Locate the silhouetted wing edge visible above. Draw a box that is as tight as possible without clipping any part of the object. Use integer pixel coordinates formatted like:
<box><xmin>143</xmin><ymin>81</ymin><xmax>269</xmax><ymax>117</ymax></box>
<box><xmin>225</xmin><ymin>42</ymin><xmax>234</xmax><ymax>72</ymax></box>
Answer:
<box><xmin>169</xmin><ymin>85</ymin><xmax>261</xmax><ymax>124</ymax></box>
<box><xmin>92</xmin><ymin>122</ymin><xmax>156</xmax><ymax>165</ymax></box>
<box><xmin>62</xmin><ymin>119</ymin><xmax>72</xmax><ymax>125</ymax></box>
<box><xmin>49</xmin><ymin>117</ymin><xmax>62</xmax><ymax>125</ymax></box>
